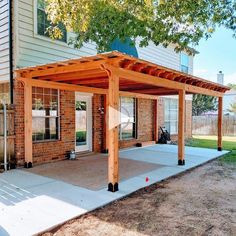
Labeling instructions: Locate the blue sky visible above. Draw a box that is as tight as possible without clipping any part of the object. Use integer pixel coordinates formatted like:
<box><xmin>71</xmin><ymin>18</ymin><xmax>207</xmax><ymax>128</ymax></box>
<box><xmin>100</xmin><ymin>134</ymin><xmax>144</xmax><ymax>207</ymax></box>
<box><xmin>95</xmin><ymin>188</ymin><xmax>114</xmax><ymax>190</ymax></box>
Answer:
<box><xmin>194</xmin><ymin>27</ymin><xmax>236</xmax><ymax>85</ymax></box>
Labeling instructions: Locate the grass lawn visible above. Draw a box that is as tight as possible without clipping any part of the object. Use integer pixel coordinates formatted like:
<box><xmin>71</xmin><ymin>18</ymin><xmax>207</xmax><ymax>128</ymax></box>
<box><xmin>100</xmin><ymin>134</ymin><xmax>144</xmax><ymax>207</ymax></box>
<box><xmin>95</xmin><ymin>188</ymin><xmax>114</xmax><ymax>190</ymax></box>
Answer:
<box><xmin>187</xmin><ymin>136</ymin><xmax>236</xmax><ymax>164</ymax></box>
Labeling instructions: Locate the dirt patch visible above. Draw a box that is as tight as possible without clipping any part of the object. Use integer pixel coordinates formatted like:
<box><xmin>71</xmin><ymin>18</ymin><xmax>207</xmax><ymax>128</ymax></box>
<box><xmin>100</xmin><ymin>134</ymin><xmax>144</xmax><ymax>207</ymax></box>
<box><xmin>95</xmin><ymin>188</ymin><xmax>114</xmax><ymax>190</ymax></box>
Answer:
<box><xmin>41</xmin><ymin>160</ymin><xmax>236</xmax><ymax>236</ymax></box>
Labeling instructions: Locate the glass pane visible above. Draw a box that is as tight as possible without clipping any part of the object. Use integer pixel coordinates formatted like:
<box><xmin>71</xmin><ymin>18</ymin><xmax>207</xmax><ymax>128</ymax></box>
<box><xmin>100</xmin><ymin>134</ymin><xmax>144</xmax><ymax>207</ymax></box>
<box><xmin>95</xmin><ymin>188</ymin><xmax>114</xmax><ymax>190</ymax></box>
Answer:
<box><xmin>37</xmin><ymin>0</ymin><xmax>45</xmax><ymax>9</ymax></box>
<box><xmin>170</xmin><ymin>121</ymin><xmax>178</xmax><ymax>134</ymax></box>
<box><xmin>170</xmin><ymin>99</ymin><xmax>177</xmax><ymax>109</ymax></box>
<box><xmin>164</xmin><ymin>122</ymin><xmax>170</xmax><ymax>133</ymax></box>
<box><xmin>120</xmin><ymin>97</ymin><xmax>135</xmax><ymax>123</ymax></box>
<box><xmin>37</xmin><ymin>9</ymin><xmax>46</xmax><ymax>36</ymax></box>
<box><xmin>181</xmin><ymin>65</ymin><xmax>189</xmax><ymax>73</ymax></box>
<box><xmin>121</xmin><ymin>122</ymin><xmax>135</xmax><ymax>139</ymax></box>
<box><xmin>76</xmin><ymin>101</ymin><xmax>87</xmax><ymax>146</ymax></box>
<box><xmin>181</xmin><ymin>53</ymin><xmax>189</xmax><ymax>67</ymax></box>
<box><xmin>32</xmin><ymin>117</ymin><xmax>45</xmax><ymax>141</ymax></box>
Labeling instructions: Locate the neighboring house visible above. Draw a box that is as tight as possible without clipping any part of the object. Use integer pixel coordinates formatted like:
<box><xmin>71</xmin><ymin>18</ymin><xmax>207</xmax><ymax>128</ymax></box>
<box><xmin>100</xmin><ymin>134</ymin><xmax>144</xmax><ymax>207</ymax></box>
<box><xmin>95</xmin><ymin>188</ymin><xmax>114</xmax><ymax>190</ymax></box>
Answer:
<box><xmin>224</xmin><ymin>89</ymin><xmax>236</xmax><ymax>115</ymax></box>
<box><xmin>1</xmin><ymin>0</ymin><xmax>228</xmax><ymax>180</ymax></box>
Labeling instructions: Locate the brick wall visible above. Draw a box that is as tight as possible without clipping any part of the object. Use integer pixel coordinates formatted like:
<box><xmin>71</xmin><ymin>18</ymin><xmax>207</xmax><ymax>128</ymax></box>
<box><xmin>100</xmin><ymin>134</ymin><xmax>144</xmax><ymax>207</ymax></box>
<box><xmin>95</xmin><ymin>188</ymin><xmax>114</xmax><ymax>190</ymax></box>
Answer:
<box><xmin>92</xmin><ymin>94</ymin><xmax>104</xmax><ymax>152</ymax></box>
<box><xmin>14</xmin><ymin>84</ymin><xmax>193</xmax><ymax>166</ymax></box>
<box><xmin>14</xmin><ymin>81</ymin><xmax>75</xmax><ymax>166</ymax></box>
<box><xmin>14</xmin><ymin>81</ymin><xmax>25</xmax><ymax>166</ymax></box>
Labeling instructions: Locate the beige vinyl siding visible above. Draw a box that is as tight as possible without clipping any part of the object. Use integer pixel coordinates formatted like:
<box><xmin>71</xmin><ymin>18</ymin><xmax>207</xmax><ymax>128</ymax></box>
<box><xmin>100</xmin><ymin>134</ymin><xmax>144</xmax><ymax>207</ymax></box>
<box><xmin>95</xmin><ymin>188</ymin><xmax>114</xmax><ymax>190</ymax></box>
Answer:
<box><xmin>136</xmin><ymin>41</ymin><xmax>180</xmax><ymax>71</ymax></box>
<box><xmin>136</xmin><ymin>40</ymin><xmax>194</xmax><ymax>74</ymax></box>
<box><xmin>0</xmin><ymin>0</ymin><xmax>10</xmax><ymax>82</ymax></box>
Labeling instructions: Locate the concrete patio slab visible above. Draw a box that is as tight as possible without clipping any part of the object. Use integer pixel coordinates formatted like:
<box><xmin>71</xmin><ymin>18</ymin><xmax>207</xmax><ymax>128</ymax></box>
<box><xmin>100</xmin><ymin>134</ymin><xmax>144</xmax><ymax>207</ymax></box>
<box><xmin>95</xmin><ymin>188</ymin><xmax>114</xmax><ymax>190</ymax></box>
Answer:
<box><xmin>26</xmin><ymin>154</ymin><xmax>163</xmax><ymax>190</ymax></box>
<box><xmin>0</xmin><ymin>144</ymin><xmax>229</xmax><ymax>236</ymax></box>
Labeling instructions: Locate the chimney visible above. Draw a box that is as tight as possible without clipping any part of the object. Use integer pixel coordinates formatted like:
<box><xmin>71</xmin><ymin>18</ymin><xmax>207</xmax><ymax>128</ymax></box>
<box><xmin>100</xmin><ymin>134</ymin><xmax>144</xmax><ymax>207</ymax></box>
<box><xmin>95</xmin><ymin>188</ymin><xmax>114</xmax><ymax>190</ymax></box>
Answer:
<box><xmin>217</xmin><ymin>71</ymin><xmax>224</xmax><ymax>85</ymax></box>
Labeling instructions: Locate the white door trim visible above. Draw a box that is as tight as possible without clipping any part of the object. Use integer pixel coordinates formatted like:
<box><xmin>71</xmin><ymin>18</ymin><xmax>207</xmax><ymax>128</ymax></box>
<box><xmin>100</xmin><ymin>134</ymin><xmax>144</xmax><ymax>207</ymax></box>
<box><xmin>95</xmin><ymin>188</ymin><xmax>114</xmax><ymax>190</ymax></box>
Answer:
<box><xmin>75</xmin><ymin>93</ymin><xmax>93</xmax><ymax>152</ymax></box>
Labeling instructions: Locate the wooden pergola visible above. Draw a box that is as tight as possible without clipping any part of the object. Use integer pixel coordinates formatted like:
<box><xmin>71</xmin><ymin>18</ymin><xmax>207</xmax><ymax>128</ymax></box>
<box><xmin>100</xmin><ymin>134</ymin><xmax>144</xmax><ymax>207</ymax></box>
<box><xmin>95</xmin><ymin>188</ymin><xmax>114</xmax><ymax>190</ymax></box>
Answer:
<box><xmin>16</xmin><ymin>51</ymin><xmax>230</xmax><ymax>192</ymax></box>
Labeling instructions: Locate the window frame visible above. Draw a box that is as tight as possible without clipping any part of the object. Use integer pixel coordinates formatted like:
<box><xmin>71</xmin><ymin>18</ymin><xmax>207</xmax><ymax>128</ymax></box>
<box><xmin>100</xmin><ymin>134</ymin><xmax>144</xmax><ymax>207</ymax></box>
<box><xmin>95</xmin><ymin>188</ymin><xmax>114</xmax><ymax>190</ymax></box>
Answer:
<box><xmin>32</xmin><ymin>87</ymin><xmax>60</xmax><ymax>142</ymax></box>
<box><xmin>34</xmin><ymin>0</ymin><xmax>68</xmax><ymax>45</ymax></box>
<box><xmin>119</xmin><ymin>97</ymin><xmax>137</xmax><ymax>140</ymax></box>
<box><xmin>164</xmin><ymin>98</ymin><xmax>178</xmax><ymax>135</ymax></box>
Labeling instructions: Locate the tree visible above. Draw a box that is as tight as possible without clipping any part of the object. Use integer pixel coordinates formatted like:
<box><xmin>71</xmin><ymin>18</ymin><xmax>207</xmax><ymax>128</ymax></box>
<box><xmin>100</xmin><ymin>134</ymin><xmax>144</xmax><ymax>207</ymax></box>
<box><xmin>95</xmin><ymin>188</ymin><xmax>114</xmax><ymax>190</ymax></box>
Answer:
<box><xmin>45</xmin><ymin>0</ymin><xmax>236</xmax><ymax>53</ymax></box>
<box><xmin>227</xmin><ymin>83</ymin><xmax>236</xmax><ymax>90</ymax></box>
<box><xmin>228</xmin><ymin>99</ymin><xmax>236</xmax><ymax>114</ymax></box>
<box><xmin>192</xmin><ymin>94</ymin><xmax>218</xmax><ymax>116</ymax></box>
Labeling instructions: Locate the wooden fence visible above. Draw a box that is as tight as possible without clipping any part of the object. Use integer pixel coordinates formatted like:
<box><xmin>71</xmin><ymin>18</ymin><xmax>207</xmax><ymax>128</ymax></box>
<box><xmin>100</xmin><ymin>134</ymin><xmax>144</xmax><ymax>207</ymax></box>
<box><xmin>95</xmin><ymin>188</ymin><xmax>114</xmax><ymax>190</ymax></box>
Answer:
<box><xmin>0</xmin><ymin>105</ymin><xmax>15</xmax><ymax>170</ymax></box>
<box><xmin>192</xmin><ymin>115</ymin><xmax>236</xmax><ymax>136</ymax></box>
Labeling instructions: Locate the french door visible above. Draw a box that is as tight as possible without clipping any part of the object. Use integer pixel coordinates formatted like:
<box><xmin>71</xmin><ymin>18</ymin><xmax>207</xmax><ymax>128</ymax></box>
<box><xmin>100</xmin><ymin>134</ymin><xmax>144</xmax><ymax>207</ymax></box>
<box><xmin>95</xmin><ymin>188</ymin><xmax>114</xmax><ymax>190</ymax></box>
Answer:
<box><xmin>75</xmin><ymin>93</ymin><xmax>92</xmax><ymax>152</ymax></box>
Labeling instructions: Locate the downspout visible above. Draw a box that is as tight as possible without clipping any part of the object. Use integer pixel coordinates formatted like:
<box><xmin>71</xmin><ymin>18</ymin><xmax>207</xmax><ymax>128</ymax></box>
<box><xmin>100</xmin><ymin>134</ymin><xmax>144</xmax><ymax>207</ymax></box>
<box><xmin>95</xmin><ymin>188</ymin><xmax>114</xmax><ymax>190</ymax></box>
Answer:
<box><xmin>9</xmin><ymin>0</ymin><xmax>14</xmax><ymax>104</ymax></box>
<box><xmin>3</xmin><ymin>103</ymin><xmax>7</xmax><ymax>171</ymax></box>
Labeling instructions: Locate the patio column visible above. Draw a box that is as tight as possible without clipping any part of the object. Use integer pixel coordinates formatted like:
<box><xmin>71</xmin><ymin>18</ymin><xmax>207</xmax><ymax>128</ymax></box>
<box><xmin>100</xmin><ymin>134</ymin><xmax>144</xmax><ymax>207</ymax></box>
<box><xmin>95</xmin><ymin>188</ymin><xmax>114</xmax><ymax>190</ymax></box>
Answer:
<box><xmin>218</xmin><ymin>96</ymin><xmax>223</xmax><ymax>151</ymax></box>
<box><xmin>154</xmin><ymin>99</ymin><xmax>159</xmax><ymax>142</ymax></box>
<box><xmin>24</xmin><ymin>78</ymin><xmax>33</xmax><ymax>168</ymax></box>
<box><xmin>107</xmin><ymin>72</ymin><xmax>120</xmax><ymax>192</ymax></box>
<box><xmin>178</xmin><ymin>90</ymin><xmax>185</xmax><ymax>165</ymax></box>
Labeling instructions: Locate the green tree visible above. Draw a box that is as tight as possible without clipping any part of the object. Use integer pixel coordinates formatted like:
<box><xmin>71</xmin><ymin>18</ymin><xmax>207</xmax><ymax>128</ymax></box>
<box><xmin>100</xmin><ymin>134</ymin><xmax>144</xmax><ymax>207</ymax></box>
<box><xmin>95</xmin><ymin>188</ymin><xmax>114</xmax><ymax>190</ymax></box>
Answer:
<box><xmin>227</xmin><ymin>83</ymin><xmax>236</xmax><ymax>90</ymax></box>
<box><xmin>192</xmin><ymin>94</ymin><xmax>218</xmax><ymax>116</ymax></box>
<box><xmin>44</xmin><ymin>0</ymin><xmax>236</xmax><ymax>52</ymax></box>
<box><xmin>228</xmin><ymin>99</ymin><xmax>236</xmax><ymax>114</ymax></box>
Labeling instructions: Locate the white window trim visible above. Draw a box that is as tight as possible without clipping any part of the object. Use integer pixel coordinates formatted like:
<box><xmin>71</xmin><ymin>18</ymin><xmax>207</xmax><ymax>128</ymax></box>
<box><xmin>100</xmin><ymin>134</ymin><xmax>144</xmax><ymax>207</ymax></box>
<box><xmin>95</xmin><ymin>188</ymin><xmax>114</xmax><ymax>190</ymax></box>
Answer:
<box><xmin>33</xmin><ymin>0</ymin><xmax>68</xmax><ymax>46</ymax></box>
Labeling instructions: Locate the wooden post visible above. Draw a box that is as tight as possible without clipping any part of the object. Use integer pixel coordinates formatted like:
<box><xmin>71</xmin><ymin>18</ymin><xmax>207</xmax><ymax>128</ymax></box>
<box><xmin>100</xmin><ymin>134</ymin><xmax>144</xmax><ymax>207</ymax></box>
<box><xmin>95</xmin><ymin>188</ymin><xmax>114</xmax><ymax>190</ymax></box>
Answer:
<box><xmin>218</xmin><ymin>96</ymin><xmax>223</xmax><ymax>151</ymax></box>
<box><xmin>24</xmin><ymin>79</ymin><xmax>33</xmax><ymax>168</ymax></box>
<box><xmin>107</xmin><ymin>73</ymin><xmax>120</xmax><ymax>192</ymax></box>
<box><xmin>178</xmin><ymin>90</ymin><xmax>185</xmax><ymax>165</ymax></box>
<box><xmin>153</xmin><ymin>99</ymin><xmax>159</xmax><ymax>142</ymax></box>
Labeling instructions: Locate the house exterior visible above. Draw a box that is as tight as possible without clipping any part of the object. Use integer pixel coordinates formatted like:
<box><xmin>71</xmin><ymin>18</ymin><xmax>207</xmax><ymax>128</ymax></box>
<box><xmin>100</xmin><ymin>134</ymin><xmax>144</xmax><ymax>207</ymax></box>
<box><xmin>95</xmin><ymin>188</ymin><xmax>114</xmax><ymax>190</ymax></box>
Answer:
<box><xmin>0</xmin><ymin>0</ymin><xmax>219</xmax><ymax>175</ymax></box>
<box><xmin>223</xmin><ymin>89</ymin><xmax>236</xmax><ymax>115</ymax></box>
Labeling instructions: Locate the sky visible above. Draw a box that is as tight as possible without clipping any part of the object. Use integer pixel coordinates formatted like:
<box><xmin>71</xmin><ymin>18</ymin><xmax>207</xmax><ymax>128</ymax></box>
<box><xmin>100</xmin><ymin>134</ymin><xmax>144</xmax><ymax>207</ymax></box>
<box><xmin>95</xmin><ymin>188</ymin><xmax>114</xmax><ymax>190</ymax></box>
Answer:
<box><xmin>193</xmin><ymin>27</ymin><xmax>236</xmax><ymax>86</ymax></box>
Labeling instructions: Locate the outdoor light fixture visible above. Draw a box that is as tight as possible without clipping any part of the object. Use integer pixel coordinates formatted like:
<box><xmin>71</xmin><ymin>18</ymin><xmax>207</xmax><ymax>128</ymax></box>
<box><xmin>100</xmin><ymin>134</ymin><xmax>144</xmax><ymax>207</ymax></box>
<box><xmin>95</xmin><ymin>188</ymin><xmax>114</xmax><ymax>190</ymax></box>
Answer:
<box><xmin>98</xmin><ymin>107</ymin><xmax>104</xmax><ymax>114</ymax></box>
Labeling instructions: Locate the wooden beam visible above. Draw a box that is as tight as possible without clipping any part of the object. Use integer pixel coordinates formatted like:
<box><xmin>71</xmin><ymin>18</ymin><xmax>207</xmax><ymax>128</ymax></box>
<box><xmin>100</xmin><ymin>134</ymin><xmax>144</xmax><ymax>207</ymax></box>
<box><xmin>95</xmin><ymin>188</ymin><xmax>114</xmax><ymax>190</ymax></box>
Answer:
<box><xmin>39</xmin><ymin>69</ymin><xmax>105</xmax><ymax>80</ymax></box>
<box><xmin>153</xmin><ymin>99</ymin><xmax>159</xmax><ymax>142</ymax></box>
<box><xmin>24</xmin><ymin>78</ymin><xmax>33</xmax><ymax>168</ymax></box>
<box><xmin>40</xmin><ymin>70</ymin><xmax>107</xmax><ymax>82</ymax></box>
<box><xmin>17</xmin><ymin>78</ymin><xmax>159</xmax><ymax>100</ymax></box>
<box><xmin>28</xmin><ymin>60</ymin><xmax>104</xmax><ymax>78</ymax></box>
<box><xmin>178</xmin><ymin>90</ymin><xmax>185</xmax><ymax>165</ymax></box>
<box><xmin>17</xmin><ymin>77</ymin><xmax>108</xmax><ymax>95</ymax></box>
<box><xmin>102</xmin><ymin>64</ymin><xmax>224</xmax><ymax>97</ymax></box>
<box><xmin>218</xmin><ymin>97</ymin><xmax>223</xmax><ymax>151</ymax></box>
<box><xmin>119</xmin><ymin>91</ymin><xmax>158</xmax><ymax>100</ymax></box>
<box><xmin>108</xmin><ymin>73</ymin><xmax>119</xmax><ymax>192</ymax></box>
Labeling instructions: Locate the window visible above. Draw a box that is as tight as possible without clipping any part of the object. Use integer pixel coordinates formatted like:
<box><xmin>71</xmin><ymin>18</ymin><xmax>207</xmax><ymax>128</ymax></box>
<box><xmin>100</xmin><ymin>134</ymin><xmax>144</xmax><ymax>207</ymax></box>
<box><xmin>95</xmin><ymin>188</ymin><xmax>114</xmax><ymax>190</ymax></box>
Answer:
<box><xmin>119</xmin><ymin>97</ymin><xmax>136</xmax><ymax>140</ymax></box>
<box><xmin>180</xmin><ymin>53</ymin><xmax>189</xmax><ymax>73</ymax></box>
<box><xmin>32</xmin><ymin>87</ymin><xmax>59</xmax><ymax>141</ymax></box>
<box><xmin>37</xmin><ymin>0</ymin><xmax>67</xmax><ymax>42</ymax></box>
<box><xmin>164</xmin><ymin>98</ymin><xmax>178</xmax><ymax>135</ymax></box>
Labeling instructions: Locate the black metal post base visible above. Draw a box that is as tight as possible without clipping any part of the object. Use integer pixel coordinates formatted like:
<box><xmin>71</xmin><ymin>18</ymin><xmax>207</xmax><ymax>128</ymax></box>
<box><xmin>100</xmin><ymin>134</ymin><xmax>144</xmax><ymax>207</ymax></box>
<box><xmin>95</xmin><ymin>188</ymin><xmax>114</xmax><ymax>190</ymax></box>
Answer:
<box><xmin>24</xmin><ymin>162</ymin><xmax>33</xmax><ymax>168</ymax></box>
<box><xmin>218</xmin><ymin>147</ymin><xmax>222</xmax><ymax>151</ymax></box>
<box><xmin>108</xmin><ymin>182</ymin><xmax>119</xmax><ymax>192</ymax></box>
<box><xmin>102</xmin><ymin>149</ymin><xmax>109</xmax><ymax>154</ymax></box>
<box><xmin>178</xmin><ymin>159</ymin><xmax>185</xmax><ymax>166</ymax></box>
